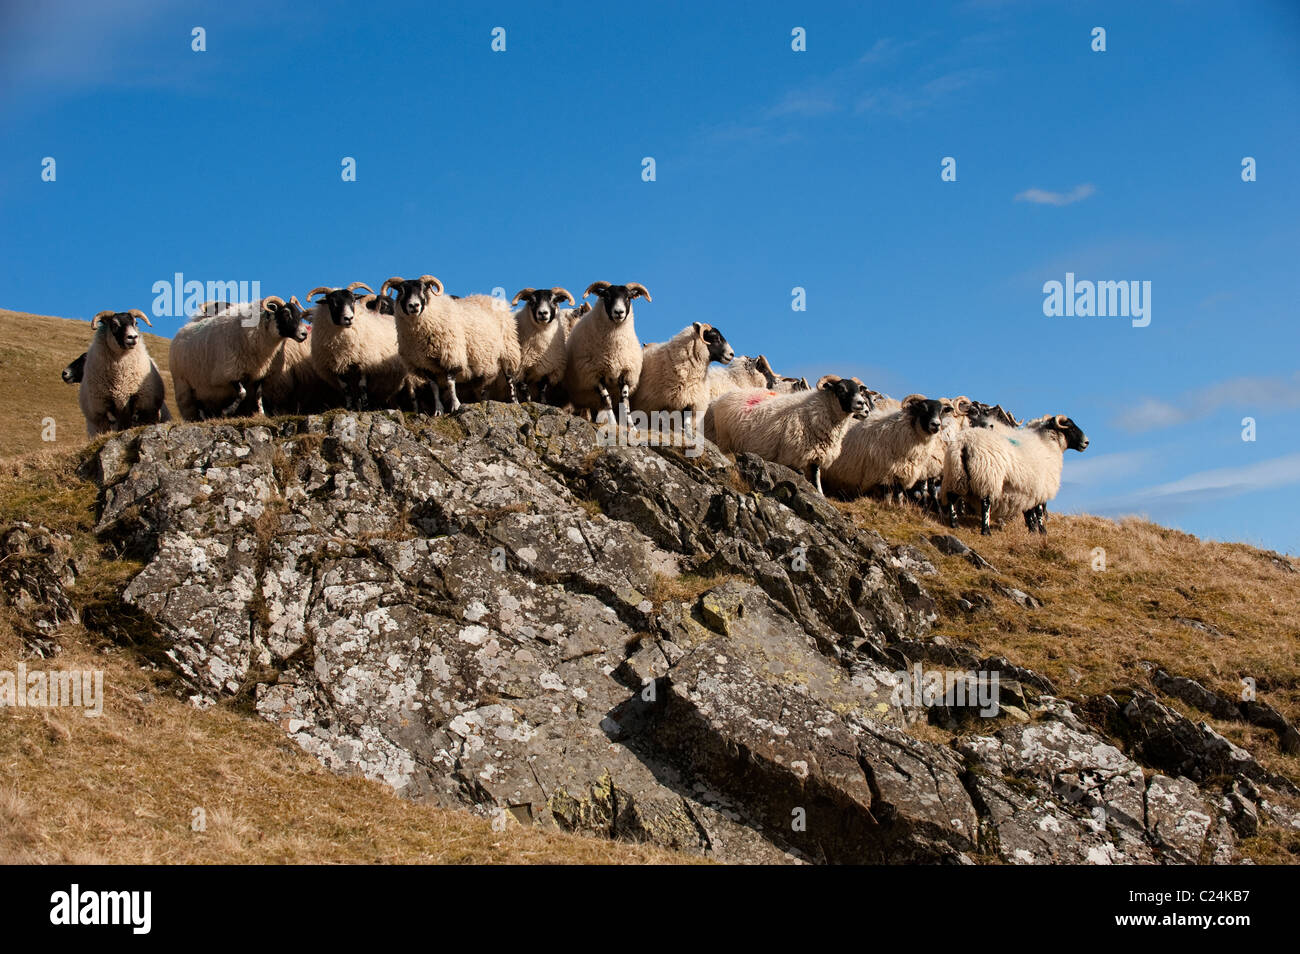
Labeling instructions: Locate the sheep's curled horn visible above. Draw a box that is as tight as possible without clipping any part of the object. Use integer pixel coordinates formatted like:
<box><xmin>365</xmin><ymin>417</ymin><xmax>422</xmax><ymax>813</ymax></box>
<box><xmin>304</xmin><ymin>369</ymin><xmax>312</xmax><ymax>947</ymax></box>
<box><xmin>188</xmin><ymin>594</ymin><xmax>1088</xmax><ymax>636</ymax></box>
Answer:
<box><xmin>815</xmin><ymin>374</ymin><xmax>842</xmax><ymax>389</ymax></box>
<box><xmin>952</xmin><ymin>395</ymin><xmax>972</xmax><ymax>415</ymax></box>
<box><xmin>1054</xmin><ymin>414</ymin><xmax>1070</xmax><ymax>428</ymax></box>
<box><xmin>551</xmin><ymin>287</ymin><xmax>575</xmax><ymax>306</ymax></box>
<box><xmin>511</xmin><ymin>288</ymin><xmax>535</xmax><ymax>306</ymax></box>
<box><xmin>128</xmin><ymin>308</ymin><xmax>153</xmax><ymax>326</ymax></box>
<box><xmin>380</xmin><ymin>277</ymin><xmax>405</xmax><ymax>299</ymax></box>
<box><xmin>90</xmin><ymin>309</ymin><xmax>114</xmax><ymax>329</ymax></box>
<box><xmin>625</xmin><ymin>282</ymin><xmax>651</xmax><ymax>301</ymax></box>
<box><xmin>305</xmin><ymin>286</ymin><xmax>334</xmax><ymax>302</ymax></box>
<box><xmin>417</xmin><ymin>275</ymin><xmax>443</xmax><ymax>295</ymax></box>
<box><xmin>901</xmin><ymin>393</ymin><xmax>926</xmax><ymax>407</ymax></box>
<box><xmin>345</xmin><ymin>282</ymin><xmax>374</xmax><ymax>295</ymax></box>
<box><xmin>261</xmin><ymin>295</ymin><xmax>286</xmax><ymax>312</ymax></box>
<box><xmin>582</xmin><ymin>281</ymin><xmax>610</xmax><ymax>299</ymax></box>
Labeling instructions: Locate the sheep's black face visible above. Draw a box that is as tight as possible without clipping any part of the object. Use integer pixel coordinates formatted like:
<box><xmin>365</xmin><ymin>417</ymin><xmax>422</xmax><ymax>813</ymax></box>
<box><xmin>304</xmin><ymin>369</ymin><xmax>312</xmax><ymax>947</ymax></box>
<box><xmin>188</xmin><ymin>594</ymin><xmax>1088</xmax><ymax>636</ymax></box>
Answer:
<box><xmin>824</xmin><ymin>378</ymin><xmax>869</xmax><ymax>417</ymax></box>
<box><xmin>62</xmin><ymin>353</ymin><xmax>86</xmax><ymax>384</ymax></box>
<box><xmin>1056</xmin><ymin>417</ymin><xmax>1089</xmax><ymax>451</ymax></box>
<box><xmin>318</xmin><ymin>290</ymin><xmax>358</xmax><ymax>327</ymax></box>
<box><xmin>857</xmin><ymin>383</ymin><xmax>876</xmax><ymax>412</ymax></box>
<box><xmin>595</xmin><ymin>286</ymin><xmax>633</xmax><ymax>324</ymax></box>
<box><xmin>528</xmin><ymin>291</ymin><xmax>559</xmax><ymax>325</ymax></box>
<box><xmin>270</xmin><ymin>299</ymin><xmax>310</xmax><ymax>342</ymax></box>
<box><xmin>701</xmin><ymin>326</ymin><xmax>734</xmax><ymax>364</ymax></box>
<box><xmin>393</xmin><ymin>280</ymin><xmax>434</xmax><ymax>318</ymax></box>
<box><xmin>908</xmin><ymin>398</ymin><xmax>949</xmax><ymax>435</ymax></box>
<box><xmin>103</xmin><ymin>312</ymin><xmax>141</xmax><ymax>350</ymax></box>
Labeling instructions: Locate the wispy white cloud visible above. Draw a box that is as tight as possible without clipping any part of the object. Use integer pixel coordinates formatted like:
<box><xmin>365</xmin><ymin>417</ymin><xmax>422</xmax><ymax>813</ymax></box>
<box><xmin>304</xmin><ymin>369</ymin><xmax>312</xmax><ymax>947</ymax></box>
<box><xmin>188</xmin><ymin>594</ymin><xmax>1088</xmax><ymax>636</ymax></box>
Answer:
<box><xmin>1060</xmin><ymin>449</ymin><xmax>1157</xmax><ymax>488</ymax></box>
<box><xmin>1114</xmin><ymin>372</ymin><xmax>1300</xmax><ymax>432</ymax></box>
<box><xmin>1014</xmin><ymin>184</ymin><xmax>1097</xmax><ymax>206</ymax></box>
<box><xmin>1085</xmin><ymin>453</ymin><xmax>1300</xmax><ymax>514</ymax></box>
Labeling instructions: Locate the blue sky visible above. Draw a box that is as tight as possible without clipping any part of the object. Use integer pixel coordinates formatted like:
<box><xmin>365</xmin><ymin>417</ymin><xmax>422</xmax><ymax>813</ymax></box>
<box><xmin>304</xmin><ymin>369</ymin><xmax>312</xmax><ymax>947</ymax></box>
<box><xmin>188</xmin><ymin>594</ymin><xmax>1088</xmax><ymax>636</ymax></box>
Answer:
<box><xmin>2</xmin><ymin>1</ymin><xmax>1298</xmax><ymax>552</ymax></box>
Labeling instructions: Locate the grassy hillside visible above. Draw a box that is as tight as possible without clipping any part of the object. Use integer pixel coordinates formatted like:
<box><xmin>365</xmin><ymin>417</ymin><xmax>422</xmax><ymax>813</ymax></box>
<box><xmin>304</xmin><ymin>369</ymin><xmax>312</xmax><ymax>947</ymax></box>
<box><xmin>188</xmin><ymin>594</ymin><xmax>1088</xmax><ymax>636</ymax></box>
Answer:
<box><xmin>0</xmin><ymin>310</ymin><xmax>174</xmax><ymax>459</ymax></box>
<box><xmin>1</xmin><ymin>308</ymin><xmax>1296</xmax><ymax>863</ymax></box>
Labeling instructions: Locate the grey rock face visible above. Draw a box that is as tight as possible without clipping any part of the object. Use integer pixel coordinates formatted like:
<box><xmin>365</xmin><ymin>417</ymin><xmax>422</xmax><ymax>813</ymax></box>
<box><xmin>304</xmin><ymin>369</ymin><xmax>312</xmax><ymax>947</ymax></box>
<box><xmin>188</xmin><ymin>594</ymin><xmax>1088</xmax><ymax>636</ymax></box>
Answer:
<box><xmin>82</xmin><ymin>405</ymin><xmax>1252</xmax><ymax>863</ymax></box>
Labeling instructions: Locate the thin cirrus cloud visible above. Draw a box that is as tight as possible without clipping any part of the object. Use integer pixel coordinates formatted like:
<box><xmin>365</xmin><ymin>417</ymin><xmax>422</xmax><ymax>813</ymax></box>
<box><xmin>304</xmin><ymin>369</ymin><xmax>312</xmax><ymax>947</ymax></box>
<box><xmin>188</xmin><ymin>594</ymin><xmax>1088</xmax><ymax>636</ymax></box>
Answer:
<box><xmin>1013</xmin><ymin>184</ymin><xmax>1097</xmax><ymax>206</ymax></box>
<box><xmin>1089</xmin><ymin>453</ymin><xmax>1300</xmax><ymax>513</ymax></box>
<box><xmin>1114</xmin><ymin>372</ymin><xmax>1300</xmax><ymax>432</ymax></box>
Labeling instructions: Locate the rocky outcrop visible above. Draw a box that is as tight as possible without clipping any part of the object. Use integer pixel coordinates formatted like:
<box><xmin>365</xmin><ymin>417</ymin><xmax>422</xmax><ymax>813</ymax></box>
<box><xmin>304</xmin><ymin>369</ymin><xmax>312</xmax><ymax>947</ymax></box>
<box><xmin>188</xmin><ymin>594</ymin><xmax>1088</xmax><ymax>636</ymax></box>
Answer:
<box><xmin>0</xmin><ymin>522</ymin><xmax>81</xmax><ymax>657</ymax></box>
<box><xmin>76</xmin><ymin>404</ymin><xmax>1275</xmax><ymax>863</ymax></box>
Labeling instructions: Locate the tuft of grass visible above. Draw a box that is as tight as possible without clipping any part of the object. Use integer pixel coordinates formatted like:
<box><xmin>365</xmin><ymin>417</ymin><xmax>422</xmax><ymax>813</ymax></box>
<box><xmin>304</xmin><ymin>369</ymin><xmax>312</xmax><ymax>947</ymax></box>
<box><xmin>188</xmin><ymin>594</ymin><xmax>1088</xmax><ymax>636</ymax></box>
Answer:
<box><xmin>836</xmin><ymin>497</ymin><xmax>1300</xmax><ymax>794</ymax></box>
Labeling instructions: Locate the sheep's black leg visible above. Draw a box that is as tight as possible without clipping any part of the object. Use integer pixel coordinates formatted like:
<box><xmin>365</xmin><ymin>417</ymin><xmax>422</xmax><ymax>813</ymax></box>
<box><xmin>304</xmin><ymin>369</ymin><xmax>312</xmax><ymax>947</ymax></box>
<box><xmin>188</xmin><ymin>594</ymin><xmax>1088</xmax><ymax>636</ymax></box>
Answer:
<box><xmin>618</xmin><ymin>375</ymin><xmax>632</xmax><ymax>429</ymax></box>
<box><xmin>536</xmin><ymin>381</ymin><xmax>548</xmax><ymax>404</ymax></box>
<box><xmin>596</xmin><ymin>377</ymin><xmax>614</xmax><ymax>423</ymax></box>
<box><xmin>811</xmin><ymin>464</ymin><xmax>824</xmax><ymax>496</ymax></box>
<box><xmin>252</xmin><ymin>380</ymin><xmax>265</xmax><ymax>416</ymax></box>
<box><xmin>443</xmin><ymin>372</ymin><xmax>461</xmax><ymax>413</ymax></box>
<box><xmin>1024</xmin><ymin>509</ymin><xmax>1037</xmax><ymax>532</ymax></box>
<box><xmin>980</xmin><ymin>497</ymin><xmax>992</xmax><ymax>536</ymax></box>
<box><xmin>119</xmin><ymin>396</ymin><xmax>138</xmax><ymax>431</ymax></box>
<box><xmin>1036</xmin><ymin>504</ymin><xmax>1048</xmax><ymax>535</ymax></box>
<box><xmin>221</xmin><ymin>381</ymin><xmax>248</xmax><ymax>417</ymax></box>
<box><xmin>356</xmin><ymin>375</ymin><xmax>371</xmax><ymax>412</ymax></box>
<box><xmin>945</xmin><ymin>493</ymin><xmax>959</xmax><ymax>529</ymax></box>
<box><xmin>504</xmin><ymin>377</ymin><xmax>518</xmax><ymax>404</ymax></box>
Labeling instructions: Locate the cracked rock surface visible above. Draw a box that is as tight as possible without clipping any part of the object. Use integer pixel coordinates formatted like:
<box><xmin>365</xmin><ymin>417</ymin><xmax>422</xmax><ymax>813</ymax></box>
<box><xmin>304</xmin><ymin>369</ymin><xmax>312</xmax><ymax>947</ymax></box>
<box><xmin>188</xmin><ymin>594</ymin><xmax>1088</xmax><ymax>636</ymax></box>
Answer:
<box><xmin>83</xmin><ymin>404</ymin><xmax>1263</xmax><ymax>863</ymax></box>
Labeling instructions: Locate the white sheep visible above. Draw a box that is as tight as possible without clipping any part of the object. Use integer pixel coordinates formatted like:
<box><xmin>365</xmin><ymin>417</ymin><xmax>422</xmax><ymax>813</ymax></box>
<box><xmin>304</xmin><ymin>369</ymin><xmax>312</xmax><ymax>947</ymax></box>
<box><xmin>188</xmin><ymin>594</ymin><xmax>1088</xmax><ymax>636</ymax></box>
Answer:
<box><xmin>170</xmin><ymin>296</ymin><xmax>310</xmax><ymax>420</ymax></box>
<box><xmin>564</xmin><ymin>281</ymin><xmax>651</xmax><ymax>423</ymax></box>
<box><xmin>705</xmin><ymin>354</ymin><xmax>777</xmax><ymax>402</ymax></box>
<box><xmin>511</xmin><ymin>286</ymin><xmax>576</xmax><ymax>402</ymax></box>
<box><xmin>631</xmin><ymin>322</ymin><xmax>734</xmax><ymax>430</ymax></box>
<box><xmin>79</xmin><ymin>309</ymin><xmax>171</xmax><ymax>437</ymax></box>
<box><xmin>305</xmin><ymin>283</ymin><xmax>412</xmax><ymax>411</ymax></box>
<box><xmin>703</xmin><ymin>375</ymin><xmax>871</xmax><ymax>494</ymax></box>
<box><xmin>942</xmin><ymin>414</ymin><xmax>1089</xmax><ymax>534</ymax></box>
<box><xmin>822</xmin><ymin>394</ymin><xmax>963</xmax><ymax>501</ymax></box>
<box><xmin>381</xmin><ymin>275</ymin><xmax>522</xmax><ymax>413</ymax></box>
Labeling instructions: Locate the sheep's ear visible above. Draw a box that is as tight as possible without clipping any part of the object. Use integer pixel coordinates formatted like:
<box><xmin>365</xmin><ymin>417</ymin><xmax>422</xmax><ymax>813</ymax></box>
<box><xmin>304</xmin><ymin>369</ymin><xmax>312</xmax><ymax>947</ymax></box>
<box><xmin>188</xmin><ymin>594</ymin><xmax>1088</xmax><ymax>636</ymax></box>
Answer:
<box><xmin>901</xmin><ymin>393</ymin><xmax>926</xmax><ymax>408</ymax></box>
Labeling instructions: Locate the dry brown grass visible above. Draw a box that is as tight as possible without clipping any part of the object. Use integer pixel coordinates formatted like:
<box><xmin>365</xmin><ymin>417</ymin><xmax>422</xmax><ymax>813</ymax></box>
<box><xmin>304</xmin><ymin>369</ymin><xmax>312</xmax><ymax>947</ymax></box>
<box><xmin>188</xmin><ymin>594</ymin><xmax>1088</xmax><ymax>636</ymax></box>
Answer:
<box><xmin>838</xmin><ymin>497</ymin><xmax>1300</xmax><ymax>789</ymax></box>
<box><xmin>0</xmin><ymin>309</ymin><xmax>174</xmax><ymax>459</ymax></box>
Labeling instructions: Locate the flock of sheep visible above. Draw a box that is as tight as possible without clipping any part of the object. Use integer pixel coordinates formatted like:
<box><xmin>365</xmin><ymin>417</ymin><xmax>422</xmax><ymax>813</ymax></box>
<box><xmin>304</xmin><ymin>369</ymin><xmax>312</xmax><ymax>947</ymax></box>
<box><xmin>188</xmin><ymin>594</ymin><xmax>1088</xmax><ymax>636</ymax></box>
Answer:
<box><xmin>64</xmin><ymin>278</ymin><xmax>1088</xmax><ymax>534</ymax></box>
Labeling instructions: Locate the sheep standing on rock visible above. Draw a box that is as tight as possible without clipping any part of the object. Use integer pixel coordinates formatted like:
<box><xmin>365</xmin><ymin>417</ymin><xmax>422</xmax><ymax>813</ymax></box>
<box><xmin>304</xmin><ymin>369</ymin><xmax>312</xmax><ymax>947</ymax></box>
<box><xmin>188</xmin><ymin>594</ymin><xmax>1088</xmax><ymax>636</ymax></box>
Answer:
<box><xmin>170</xmin><ymin>296</ymin><xmax>310</xmax><ymax>420</ymax></box>
<box><xmin>261</xmin><ymin>330</ymin><xmax>335</xmax><ymax>416</ymax></box>
<box><xmin>382</xmin><ymin>275</ymin><xmax>522</xmax><ymax>413</ymax></box>
<box><xmin>306</xmin><ymin>283</ymin><xmax>411</xmax><ymax>411</ymax></box>
<box><xmin>704</xmin><ymin>375</ymin><xmax>871</xmax><ymax>495</ymax></box>
<box><xmin>942</xmin><ymin>414</ymin><xmax>1089</xmax><ymax>534</ymax></box>
<box><xmin>79</xmin><ymin>309</ymin><xmax>170</xmax><ymax>437</ymax></box>
<box><xmin>822</xmin><ymin>394</ymin><xmax>964</xmax><ymax>501</ymax></box>
<box><xmin>632</xmin><ymin>322</ymin><xmax>734</xmax><ymax>431</ymax></box>
<box><xmin>564</xmin><ymin>281</ymin><xmax>650</xmax><ymax>424</ymax></box>
<box><xmin>511</xmin><ymin>287</ymin><xmax>576</xmax><ymax>403</ymax></box>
